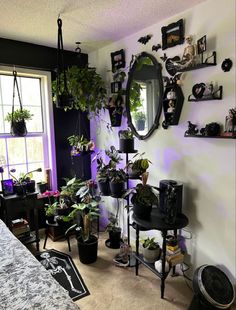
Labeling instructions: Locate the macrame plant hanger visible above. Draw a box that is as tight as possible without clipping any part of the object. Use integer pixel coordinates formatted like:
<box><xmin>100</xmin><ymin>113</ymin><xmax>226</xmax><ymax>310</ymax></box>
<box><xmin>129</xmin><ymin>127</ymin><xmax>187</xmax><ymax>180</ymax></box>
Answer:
<box><xmin>11</xmin><ymin>70</ymin><xmax>27</xmax><ymax>136</ymax></box>
<box><xmin>56</xmin><ymin>16</ymin><xmax>73</xmax><ymax>109</ymax></box>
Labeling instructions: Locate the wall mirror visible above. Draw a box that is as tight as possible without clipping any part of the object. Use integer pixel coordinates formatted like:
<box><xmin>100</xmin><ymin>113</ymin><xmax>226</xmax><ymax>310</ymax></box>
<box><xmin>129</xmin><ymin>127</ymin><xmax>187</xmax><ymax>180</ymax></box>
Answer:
<box><xmin>126</xmin><ymin>52</ymin><xmax>163</xmax><ymax>140</ymax></box>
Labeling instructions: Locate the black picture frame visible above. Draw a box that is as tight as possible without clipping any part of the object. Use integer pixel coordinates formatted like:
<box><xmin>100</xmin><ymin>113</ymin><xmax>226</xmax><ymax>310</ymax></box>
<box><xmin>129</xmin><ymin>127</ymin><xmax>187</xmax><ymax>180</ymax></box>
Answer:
<box><xmin>111</xmin><ymin>49</ymin><xmax>125</xmax><ymax>72</ymax></box>
<box><xmin>111</xmin><ymin>82</ymin><xmax>122</xmax><ymax>94</ymax></box>
<box><xmin>197</xmin><ymin>35</ymin><xmax>207</xmax><ymax>54</ymax></box>
<box><xmin>161</xmin><ymin>19</ymin><xmax>184</xmax><ymax>50</ymax></box>
<box><xmin>1</xmin><ymin>179</ymin><xmax>14</xmax><ymax>196</ymax></box>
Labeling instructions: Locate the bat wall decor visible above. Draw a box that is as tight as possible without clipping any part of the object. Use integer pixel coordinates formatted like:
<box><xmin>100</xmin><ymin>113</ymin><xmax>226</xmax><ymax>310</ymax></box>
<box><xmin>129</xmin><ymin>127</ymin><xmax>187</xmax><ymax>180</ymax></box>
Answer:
<box><xmin>138</xmin><ymin>34</ymin><xmax>152</xmax><ymax>45</ymax></box>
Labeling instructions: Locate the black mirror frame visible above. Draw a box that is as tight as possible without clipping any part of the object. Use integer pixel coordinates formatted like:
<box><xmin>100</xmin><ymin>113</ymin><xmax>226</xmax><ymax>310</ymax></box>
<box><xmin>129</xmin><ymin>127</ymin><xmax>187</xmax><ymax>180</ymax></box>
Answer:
<box><xmin>126</xmin><ymin>52</ymin><xmax>163</xmax><ymax>140</ymax></box>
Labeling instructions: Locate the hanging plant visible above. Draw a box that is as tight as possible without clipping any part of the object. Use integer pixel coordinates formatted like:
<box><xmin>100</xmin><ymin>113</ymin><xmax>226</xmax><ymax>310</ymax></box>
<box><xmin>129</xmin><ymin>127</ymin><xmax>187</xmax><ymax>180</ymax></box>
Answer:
<box><xmin>52</xmin><ymin>65</ymin><xmax>107</xmax><ymax>118</ymax></box>
<box><xmin>67</xmin><ymin>134</ymin><xmax>95</xmax><ymax>156</ymax></box>
<box><xmin>5</xmin><ymin>71</ymin><xmax>33</xmax><ymax>137</ymax></box>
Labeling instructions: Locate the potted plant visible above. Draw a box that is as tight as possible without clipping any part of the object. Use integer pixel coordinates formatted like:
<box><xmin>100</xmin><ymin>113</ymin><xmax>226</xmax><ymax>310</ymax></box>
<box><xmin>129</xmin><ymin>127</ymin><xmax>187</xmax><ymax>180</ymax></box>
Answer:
<box><xmin>105</xmin><ymin>214</ymin><xmax>122</xmax><ymax>249</ymax></box>
<box><xmin>63</xmin><ymin>180</ymin><xmax>101</xmax><ymax>264</ymax></box>
<box><xmin>118</xmin><ymin>128</ymin><xmax>135</xmax><ymax>153</ymax></box>
<box><xmin>44</xmin><ymin>201</ymin><xmax>58</xmax><ymax>224</ymax></box>
<box><xmin>133</xmin><ymin>111</ymin><xmax>146</xmax><ymax>131</ymax></box>
<box><xmin>126</xmin><ymin>152</ymin><xmax>151</xmax><ymax>179</ymax></box>
<box><xmin>5</xmin><ymin>108</ymin><xmax>33</xmax><ymax>137</ymax></box>
<box><xmin>37</xmin><ymin>181</ymin><xmax>48</xmax><ymax>194</ymax></box>
<box><xmin>52</xmin><ymin>65</ymin><xmax>107</xmax><ymax>119</ymax></box>
<box><xmin>141</xmin><ymin>237</ymin><xmax>160</xmax><ymax>263</ymax></box>
<box><xmin>96</xmin><ymin>156</ymin><xmax>111</xmax><ymax>196</ymax></box>
<box><xmin>108</xmin><ymin>168</ymin><xmax>127</xmax><ymax>198</ymax></box>
<box><xmin>123</xmin><ymin>173</ymin><xmax>159</xmax><ymax>220</ymax></box>
<box><xmin>67</xmin><ymin>134</ymin><xmax>95</xmax><ymax>156</ymax></box>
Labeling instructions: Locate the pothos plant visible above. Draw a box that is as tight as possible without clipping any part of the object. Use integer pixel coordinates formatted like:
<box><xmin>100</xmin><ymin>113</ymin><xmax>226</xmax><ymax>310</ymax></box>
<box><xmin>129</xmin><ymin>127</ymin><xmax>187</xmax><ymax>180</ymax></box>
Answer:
<box><xmin>67</xmin><ymin>134</ymin><xmax>95</xmax><ymax>154</ymax></box>
<box><xmin>52</xmin><ymin>65</ymin><xmax>107</xmax><ymax>118</ymax></box>
<box><xmin>5</xmin><ymin>109</ymin><xmax>33</xmax><ymax>123</ymax></box>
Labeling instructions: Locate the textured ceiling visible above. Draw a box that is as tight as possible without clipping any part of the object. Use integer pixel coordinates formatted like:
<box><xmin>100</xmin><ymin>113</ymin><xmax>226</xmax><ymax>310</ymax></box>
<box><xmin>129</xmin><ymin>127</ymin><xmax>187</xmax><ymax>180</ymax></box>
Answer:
<box><xmin>0</xmin><ymin>0</ymin><xmax>207</xmax><ymax>53</ymax></box>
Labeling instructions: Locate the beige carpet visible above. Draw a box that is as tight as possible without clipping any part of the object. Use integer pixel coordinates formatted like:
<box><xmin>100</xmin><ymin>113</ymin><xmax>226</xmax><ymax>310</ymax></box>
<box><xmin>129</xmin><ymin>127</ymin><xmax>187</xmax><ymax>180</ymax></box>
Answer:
<box><xmin>37</xmin><ymin>231</ymin><xmax>195</xmax><ymax>310</ymax></box>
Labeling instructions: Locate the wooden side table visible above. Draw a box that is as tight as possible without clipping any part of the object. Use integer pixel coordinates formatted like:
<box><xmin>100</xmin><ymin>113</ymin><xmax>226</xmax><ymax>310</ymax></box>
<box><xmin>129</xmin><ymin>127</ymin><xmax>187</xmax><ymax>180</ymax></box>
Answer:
<box><xmin>132</xmin><ymin>208</ymin><xmax>189</xmax><ymax>299</ymax></box>
<box><xmin>0</xmin><ymin>193</ymin><xmax>40</xmax><ymax>251</ymax></box>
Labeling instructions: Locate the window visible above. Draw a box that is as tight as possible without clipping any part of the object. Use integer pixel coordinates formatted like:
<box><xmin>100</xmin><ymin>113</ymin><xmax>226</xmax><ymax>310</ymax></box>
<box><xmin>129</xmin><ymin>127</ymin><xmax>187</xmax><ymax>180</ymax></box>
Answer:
<box><xmin>0</xmin><ymin>66</ymin><xmax>57</xmax><ymax>190</ymax></box>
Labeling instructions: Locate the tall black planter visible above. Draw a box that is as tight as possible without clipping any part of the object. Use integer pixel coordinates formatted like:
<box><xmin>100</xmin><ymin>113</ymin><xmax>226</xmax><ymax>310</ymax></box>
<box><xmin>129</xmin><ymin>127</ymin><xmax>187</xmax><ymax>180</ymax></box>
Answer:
<box><xmin>108</xmin><ymin>229</ymin><xmax>122</xmax><ymax>249</ymax></box>
<box><xmin>77</xmin><ymin>235</ymin><xmax>98</xmax><ymax>264</ymax></box>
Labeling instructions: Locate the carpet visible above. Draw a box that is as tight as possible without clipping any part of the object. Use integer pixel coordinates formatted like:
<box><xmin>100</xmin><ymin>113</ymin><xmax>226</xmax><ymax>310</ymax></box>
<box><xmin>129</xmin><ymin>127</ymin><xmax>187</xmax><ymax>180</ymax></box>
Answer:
<box><xmin>36</xmin><ymin>249</ymin><xmax>90</xmax><ymax>301</ymax></box>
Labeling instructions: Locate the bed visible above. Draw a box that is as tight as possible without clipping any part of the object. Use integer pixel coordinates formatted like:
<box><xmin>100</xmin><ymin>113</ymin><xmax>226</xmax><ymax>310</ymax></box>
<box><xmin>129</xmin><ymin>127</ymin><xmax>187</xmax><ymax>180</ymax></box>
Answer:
<box><xmin>0</xmin><ymin>219</ymin><xmax>79</xmax><ymax>310</ymax></box>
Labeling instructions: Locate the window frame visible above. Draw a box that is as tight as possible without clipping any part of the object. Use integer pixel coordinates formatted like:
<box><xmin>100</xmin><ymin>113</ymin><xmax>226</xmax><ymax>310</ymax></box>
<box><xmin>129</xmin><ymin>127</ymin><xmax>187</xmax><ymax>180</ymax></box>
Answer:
<box><xmin>0</xmin><ymin>65</ymin><xmax>57</xmax><ymax>190</ymax></box>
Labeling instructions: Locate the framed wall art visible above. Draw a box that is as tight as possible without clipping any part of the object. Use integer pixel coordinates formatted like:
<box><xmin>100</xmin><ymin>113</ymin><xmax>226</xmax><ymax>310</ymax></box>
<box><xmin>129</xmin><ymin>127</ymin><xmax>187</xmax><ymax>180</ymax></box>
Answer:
<box><xmin>197</xmin><ymin>35</ymin><xmax>207</xmax><ymax>54</ymax></box>
<box><xmin>1</xmin><ymin>179</ymin><xmax>14</xmax><ymax>196</ymax></box>
<box><xmin>161</xmin><ymin>19</ymin><xmax>184</xmax><ymax>50</ymax></box>
<box><xmin>111</xmin><ymin>49</ymin><xmax>125</xmax><ymax>72</ymax></box>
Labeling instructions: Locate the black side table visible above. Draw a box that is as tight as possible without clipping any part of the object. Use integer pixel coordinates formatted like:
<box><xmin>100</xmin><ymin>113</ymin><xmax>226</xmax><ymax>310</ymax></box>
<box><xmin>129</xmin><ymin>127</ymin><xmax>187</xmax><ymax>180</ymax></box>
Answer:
<box><xmin>132</xmin><ymin>208</ymin><xmax>189</xmax><ymax>299</ymax></box>
<box><xmin>0</xmin><ymin>193</ymin><xmax>40</xmax><ymax>251</ymax></box>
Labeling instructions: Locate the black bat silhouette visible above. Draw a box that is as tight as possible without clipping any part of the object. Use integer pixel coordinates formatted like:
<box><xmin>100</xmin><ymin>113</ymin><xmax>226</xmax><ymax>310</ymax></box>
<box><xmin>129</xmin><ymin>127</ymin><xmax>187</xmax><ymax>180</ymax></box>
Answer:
<box><xmin>160</xmin><ymin>53</ymin><xmax>168</xmax><ymax>62</ymax></box>
<box><xmin>138</xmin><ymin>34</ymin><xmax>152</xmax><ymax>45</ymax></box>
<box><xmin>152</xmin><ymin>44</ymin><xmax>161</xmax><ymax>52</ymax></box>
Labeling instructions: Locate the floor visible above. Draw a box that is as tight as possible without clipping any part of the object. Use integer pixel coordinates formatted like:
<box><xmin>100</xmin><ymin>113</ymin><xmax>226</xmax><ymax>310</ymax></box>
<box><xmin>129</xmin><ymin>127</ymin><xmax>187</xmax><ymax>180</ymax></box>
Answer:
<box><xmin>36</xmin><ymin>230</ymin><xmax>195</xmax><ymax>310</ymax></box>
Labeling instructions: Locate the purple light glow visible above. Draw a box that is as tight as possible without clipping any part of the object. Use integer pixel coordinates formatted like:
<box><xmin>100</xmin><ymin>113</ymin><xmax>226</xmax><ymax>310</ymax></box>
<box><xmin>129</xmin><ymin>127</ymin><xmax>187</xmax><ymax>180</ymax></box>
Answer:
<box><xmin>162</xmin><ymin>148</ymin><xmax>181</xmax><ymax>174</ymax></box>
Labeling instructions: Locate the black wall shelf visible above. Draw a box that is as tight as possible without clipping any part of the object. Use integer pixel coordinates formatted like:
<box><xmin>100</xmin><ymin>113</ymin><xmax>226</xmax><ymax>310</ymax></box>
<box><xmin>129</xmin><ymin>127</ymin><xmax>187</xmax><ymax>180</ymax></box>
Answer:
<box><xmin>178</xmin><ymin>51</ymin><xmax>217</xmax><ymax>73</ymax></box>
<box><xmin>188</xmin><ymin>86</ymin><xmax>223</xmax><ymax>102</ymax></box>
<box><xmin>184</xmin><ymin>133</ymin><xmax>236</xmax><ymax>139</ymax></box>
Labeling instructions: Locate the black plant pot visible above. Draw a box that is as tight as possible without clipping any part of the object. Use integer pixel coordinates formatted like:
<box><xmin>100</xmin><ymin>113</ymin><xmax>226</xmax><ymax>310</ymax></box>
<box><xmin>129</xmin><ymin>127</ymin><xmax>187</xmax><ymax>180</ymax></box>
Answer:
<box><xmin>132</xmin><ymin>196</ymin><xmax>152</xmax><ymax>220</ymax></box>
<box><xmin>57</xmin><ymin>207</ymin><xmax>71</xmax><ymax>216</ymax></box>
<box><xmin>109</xmin><ymin>181</ymin><xmax>125</xmax><ymax>198</ymax></box>
<box><xmin>46</xmin><ymin>215</ymin><xmax>56</xmax><ymax>224</ymax></box>
<box><xmin>108</xmin><ymin>107</ymin><xmax>123</xmax><ymax>127</ymax></box>
<box><xmin>77</xmin><ymin>235</ymin><xmax>98</xmax><ymax>264</ymax></box>
<box><xmin>98</xmin><ymin>180</ymin><xmax>111</xmax><ymax>196</ymax></box>
<box><xmin>14</xmin><ymin>182</ymin><xmax>27</xmax><ymax>196</ymax></box>
<box><xmin>55</xmin><ymin>93</ymin><xmax>74</xmax><ymax>109</ymax></box>
<box><xmin>109</xmin><ymin>229</ymin><xmax>122</xmax><ymax>249</ymax></box>
<box><xmin>119</xmin><ymin>138</ymin><xmax>135</xmax><ymax>153</ymax></box>
<box><xmin>37</xmin><ymin>182</ymin><xmax>48</xmax><ymax>194</ymax></box>
<box><xmin>26</xmin><ymin>180</ymin><xmax>36</xmax><ymax>193</ymax></box>
<box><xmin>11</xmin><ymin>120</ymin><xmax>27</xmax><ymax>137</ymax></box>
<box><xmin>136</xmin><ymin>119</ymin><xmax>145</xmax><ymax>131</ymax></box>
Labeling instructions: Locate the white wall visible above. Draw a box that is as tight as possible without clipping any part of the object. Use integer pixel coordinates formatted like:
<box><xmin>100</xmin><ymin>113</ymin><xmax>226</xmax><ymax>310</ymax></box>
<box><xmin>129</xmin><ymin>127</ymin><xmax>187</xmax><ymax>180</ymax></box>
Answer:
<box><xmin>89</xmin><ymin>0</ymin><xmax>236</xmax><ymax>283</ymax></box>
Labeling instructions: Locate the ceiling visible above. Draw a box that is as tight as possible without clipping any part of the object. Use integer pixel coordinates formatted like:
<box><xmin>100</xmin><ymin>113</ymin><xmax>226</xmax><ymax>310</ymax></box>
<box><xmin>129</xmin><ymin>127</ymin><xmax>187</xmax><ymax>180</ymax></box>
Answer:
<box><xmin>0</xmin><ymin>0</ymin><xmax>207</xmax><ymax>53</ymax></box>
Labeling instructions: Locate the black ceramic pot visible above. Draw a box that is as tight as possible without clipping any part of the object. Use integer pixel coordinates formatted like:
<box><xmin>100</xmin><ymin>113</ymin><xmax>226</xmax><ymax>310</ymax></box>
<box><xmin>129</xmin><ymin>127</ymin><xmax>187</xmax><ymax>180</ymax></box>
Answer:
<box><xmin>77</xmin><ymin>235</ymin><xmax>98</xmax><ymax>264</ymax></box>
<box><xmin>11</xmin><ymin>120</ymin><xmax>27</xmax><ymax>137</ymax></box>
<box><xmin>37</xmin><ymin>182</ymin><xmax>48</xmax><ymax>194</ymax></box>
<box><xmin>131</xmin><ymin>196</ymin><xmax>152</xmax><ymax>220</ymax></box>
<box><xmin>109</xmin><ymin>181</ymin><xmax>125</xmax><ymax>198</ymax></box>
<box><xmin>119</xmin><ymin>138</ymin><xmax>134</xmax><ymax>153</ymax></box>
<box><xmin>26</xmin><ymin>180</ymin><xmax>36</xmax><ymax>193</ymax></box>
<box><xmin>98</xmin><ymin>180</ymin><xmax>111</xmax><ymax>196</ymax></box>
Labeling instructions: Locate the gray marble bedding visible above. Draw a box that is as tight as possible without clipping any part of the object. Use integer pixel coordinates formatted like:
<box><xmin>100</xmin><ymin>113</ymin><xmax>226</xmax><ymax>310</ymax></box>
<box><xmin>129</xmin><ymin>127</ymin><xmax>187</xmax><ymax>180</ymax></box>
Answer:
<box><xmin>0</xmin><ymin>219</ymin><xmax>80</xmax><ymax>310</ymax></box>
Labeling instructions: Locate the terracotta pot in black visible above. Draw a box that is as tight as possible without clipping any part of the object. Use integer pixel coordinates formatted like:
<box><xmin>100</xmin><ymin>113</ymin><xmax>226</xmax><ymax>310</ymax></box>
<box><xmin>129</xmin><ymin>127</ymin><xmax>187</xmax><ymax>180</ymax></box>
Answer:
<box><xmin>109</xmin><ymin>181</ymin><xmax>125</xmax><ymax>198</ymax></box>
<box><xmin>77</xmin><ymin>235</ymin><xmax>98</xmax><ymax>264</ymax></box>
<box><xmin>98</xmin><ymin>180</ymin><xmax>111</xmax><ymax>196</ymax></box>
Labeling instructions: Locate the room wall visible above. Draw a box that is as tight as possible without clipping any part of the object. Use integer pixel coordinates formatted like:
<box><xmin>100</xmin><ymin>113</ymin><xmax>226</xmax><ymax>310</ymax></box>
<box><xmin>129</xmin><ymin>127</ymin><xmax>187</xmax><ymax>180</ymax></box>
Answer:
<box><xmin>89</xmin><ymin>0</ymin><xmax>236</xmax><ymax>283</ymax></box>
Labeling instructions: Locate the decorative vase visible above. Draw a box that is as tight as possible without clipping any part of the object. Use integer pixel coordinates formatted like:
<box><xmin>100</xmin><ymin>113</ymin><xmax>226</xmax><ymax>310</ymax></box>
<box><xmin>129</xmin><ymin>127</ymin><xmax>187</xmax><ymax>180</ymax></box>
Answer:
<box><xmin>77</xmin><ymin>235</ymin><xmax>98</xmax><ymax>264</ymax></box>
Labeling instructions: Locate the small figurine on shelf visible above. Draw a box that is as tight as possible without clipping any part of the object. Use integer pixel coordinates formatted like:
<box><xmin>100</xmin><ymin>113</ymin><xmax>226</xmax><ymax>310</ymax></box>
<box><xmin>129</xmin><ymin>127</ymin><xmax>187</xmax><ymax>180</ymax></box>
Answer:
<box><xmin>200</xmin><ymin>122</ymin><xmax>221</xmax><ymax>136</ymax></box>
<box><xmin>185</xmin><ymin>121</ymin><xmax>199</xmax><ymax>136</ymax></box>
<box><xmin>225</xmin><ymin>108</ymin><xmax>236</xmax><ymax>133</ymax></box>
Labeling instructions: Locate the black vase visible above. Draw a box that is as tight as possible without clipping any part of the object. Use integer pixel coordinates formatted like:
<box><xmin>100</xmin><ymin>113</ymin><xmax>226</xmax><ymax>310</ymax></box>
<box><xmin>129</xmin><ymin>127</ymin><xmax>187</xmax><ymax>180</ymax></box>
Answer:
<box><xmin>77</xmin><ymin>235</ymin><xmax>98</xmax><ymax>264</ymax></box>
<box><xmin>119</xmin><ymin>138</ymin><xmax>134</xmax><ymax>153</ymax></box>
<box><xmin>132</xmin><ymin>196</ymin><xmax>152</xmax><ymax>220</ymax></box>
<box><xmin>109</xmin><ymin>181</ymin><xmax>125</xmax><ymax>198</ymax></box>
<box><xmin>11</xmin><ymin>120</ymin><xmax>27</xmax><ymax>137</ymax></box>
<box><xmin>98</xmin><ymin>180</ymin><xmax>111</xmax><ymax>196</ymax></box>
<box><xmin>108</xmin><ymin>107</ymin><xmax>123</xmax><ymax>127</ymax></box>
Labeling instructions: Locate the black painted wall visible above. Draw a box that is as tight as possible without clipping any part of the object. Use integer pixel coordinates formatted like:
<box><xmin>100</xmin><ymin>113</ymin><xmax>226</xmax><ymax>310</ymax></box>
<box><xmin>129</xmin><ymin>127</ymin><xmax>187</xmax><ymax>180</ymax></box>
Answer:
<box><xmin>0</xmin><ymin>37</ymin><xmax>91</xmax><ymax>188</ymax></box>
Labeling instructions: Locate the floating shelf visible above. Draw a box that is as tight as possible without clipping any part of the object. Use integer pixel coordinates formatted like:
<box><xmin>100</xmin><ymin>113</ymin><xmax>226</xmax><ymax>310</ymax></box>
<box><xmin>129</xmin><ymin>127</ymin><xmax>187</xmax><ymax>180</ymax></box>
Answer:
<box><xmin>188</xmin><ymin>86</ymin><xmax>223</xmax><ymax>102</ymax></box>
<box><xmin>184</xmin><ymin>133</ymin><xmax>236</xmax><ymax>139</ymax></box>
<box><xmin>178</xmin><ymin>51</ymin><xmax>217</xmax><ymax>73</ymax></box>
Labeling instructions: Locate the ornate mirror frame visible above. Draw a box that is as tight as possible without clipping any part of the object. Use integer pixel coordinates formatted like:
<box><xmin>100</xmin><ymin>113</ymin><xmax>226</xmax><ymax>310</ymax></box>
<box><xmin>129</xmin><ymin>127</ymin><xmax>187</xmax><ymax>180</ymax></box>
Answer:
<box><xmin>126</xmin><ymin>52</ymin><xmax>163</xmax><ymax>140</ymax></box>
